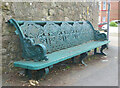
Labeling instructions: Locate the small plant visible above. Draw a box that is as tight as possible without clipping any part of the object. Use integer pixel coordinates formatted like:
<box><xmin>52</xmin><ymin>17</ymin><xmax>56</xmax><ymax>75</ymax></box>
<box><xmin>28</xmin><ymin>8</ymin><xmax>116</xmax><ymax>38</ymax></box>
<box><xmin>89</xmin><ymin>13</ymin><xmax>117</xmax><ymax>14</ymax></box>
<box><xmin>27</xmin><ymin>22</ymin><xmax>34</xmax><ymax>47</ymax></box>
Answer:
<box><xmin>88</xmin><ymin>58</ymin><xmax>91</xmax><ymax>61</ymax></box>
<box><xmin>66</xmin><ymin>66</ymin><xmax>70</xmax><ymax>69</ymax></box>
<box><xmin>110</xmin><ymin>22</ymin><xmax>118</xmax><ymax>27</ymax></box>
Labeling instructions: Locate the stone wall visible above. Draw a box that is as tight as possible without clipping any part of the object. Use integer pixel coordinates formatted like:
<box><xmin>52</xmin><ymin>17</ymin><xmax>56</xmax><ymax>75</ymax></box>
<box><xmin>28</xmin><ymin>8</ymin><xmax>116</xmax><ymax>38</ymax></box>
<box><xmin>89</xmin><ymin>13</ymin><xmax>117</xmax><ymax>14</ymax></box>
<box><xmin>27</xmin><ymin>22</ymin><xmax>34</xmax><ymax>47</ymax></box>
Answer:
<box><xmin>2</xmin><ymin>2</ymin><xmax>99</xmax><ymax>73</ymax></box>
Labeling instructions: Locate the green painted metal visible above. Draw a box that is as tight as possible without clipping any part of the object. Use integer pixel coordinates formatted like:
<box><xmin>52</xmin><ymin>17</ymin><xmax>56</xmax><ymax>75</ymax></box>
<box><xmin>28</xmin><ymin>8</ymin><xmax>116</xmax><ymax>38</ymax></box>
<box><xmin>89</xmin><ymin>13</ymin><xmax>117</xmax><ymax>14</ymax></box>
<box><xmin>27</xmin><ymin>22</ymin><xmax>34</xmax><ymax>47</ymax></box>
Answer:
<box><xmin>14</xmin><ymin>41</ymin><xmax>109</xmax><ymax>70</ymax></box>
<box><xmin>94</xmin><ymin>44</ymin><xmax>108</xmax><ymax>56</ymax></box>
<box><xmin>8</xmin><ymin>19</ymin><xmax>48</xmax><ymax>61</ymax></box>
<box><xmin>8</xmin><ymin>18</ymin><xmax>109</xmax><ymax>70</ymax></box>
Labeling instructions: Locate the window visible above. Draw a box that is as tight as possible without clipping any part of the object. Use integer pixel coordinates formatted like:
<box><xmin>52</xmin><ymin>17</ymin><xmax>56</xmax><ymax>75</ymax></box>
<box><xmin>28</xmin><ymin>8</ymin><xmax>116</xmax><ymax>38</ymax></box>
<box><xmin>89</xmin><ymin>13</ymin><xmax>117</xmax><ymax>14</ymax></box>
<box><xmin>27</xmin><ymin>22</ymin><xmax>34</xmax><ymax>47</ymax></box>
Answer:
<box><xmin>103</xmin><ymin>2</ymin><xmax>106</xmax><ymax>10</ymax></box>
<box><xmin>99</xmin><ymin>2</ymin><xmax>101</xmax><ymax>10</ymax></box>
<box><xmin>102</xmin><ymin>17</ymin><xmax>106</xmax><ymax>22</ymax></box>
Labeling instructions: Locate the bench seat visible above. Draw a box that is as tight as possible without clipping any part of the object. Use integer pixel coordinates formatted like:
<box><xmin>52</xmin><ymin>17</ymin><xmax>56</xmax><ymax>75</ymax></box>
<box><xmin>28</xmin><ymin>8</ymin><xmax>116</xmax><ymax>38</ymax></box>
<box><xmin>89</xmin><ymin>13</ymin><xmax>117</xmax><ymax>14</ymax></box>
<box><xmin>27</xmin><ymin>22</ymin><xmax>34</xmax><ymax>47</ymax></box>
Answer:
<box><xmin>14</xmin><ymin>40</ymin><xmax>109</xmax><ymax>70</ymax></box>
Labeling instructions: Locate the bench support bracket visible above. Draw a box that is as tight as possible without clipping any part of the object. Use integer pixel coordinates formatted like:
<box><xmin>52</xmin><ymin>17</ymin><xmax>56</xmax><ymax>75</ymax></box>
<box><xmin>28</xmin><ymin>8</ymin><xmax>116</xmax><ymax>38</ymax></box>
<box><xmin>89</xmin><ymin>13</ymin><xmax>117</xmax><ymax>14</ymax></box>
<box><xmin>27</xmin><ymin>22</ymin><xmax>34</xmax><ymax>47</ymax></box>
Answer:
<box><xmin>36</xmin><ymin>67</ymin><xmax>49</xmax><ymax>80</ymax></box>
<box><xmin>94</xmin><ymin>44</ymin><xmax>107</xmax><ymax>56</ymax></box>
<box><xmin>71</xmin><ymin>57</ymin><xmax>76</xmax><ymax>64</ymax></box>
<box><xmin>79</xmin><ymin>52</ymin><xmax>88</xmax><ymax>66</ymax></box>
<box><xmin>45</xmin><ymin>67</ymin><xmax>49</xmax><ymax>75</ymax></box>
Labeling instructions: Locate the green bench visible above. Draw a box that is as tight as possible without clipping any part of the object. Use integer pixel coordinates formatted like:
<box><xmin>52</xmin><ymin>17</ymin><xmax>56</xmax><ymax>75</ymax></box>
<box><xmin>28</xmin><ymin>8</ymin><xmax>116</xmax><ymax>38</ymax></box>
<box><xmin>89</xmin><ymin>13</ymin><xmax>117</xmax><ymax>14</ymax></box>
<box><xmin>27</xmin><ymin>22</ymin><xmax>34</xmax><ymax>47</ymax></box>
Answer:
<box><xmin>8</xmin><ymin>18</ymin><xmax>110</xmax><ymax>79</ymax></box>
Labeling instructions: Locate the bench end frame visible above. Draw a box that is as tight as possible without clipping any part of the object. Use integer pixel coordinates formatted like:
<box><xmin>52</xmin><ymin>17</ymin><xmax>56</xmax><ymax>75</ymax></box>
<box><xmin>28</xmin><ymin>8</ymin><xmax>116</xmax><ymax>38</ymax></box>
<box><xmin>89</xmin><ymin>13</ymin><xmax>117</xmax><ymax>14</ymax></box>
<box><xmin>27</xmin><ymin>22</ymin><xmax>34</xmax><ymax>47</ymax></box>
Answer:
<box><xmin>8</xmin><ymin>18</ymin><xmax>48</xmax><ymax>61</ymax></box>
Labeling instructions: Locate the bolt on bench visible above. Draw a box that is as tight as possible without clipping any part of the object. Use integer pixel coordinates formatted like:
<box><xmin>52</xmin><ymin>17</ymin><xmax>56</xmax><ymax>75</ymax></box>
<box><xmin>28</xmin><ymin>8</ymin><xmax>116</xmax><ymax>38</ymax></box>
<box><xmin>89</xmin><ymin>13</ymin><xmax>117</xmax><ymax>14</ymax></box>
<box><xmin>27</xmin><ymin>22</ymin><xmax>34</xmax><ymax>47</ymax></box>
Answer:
<box><xmin>8</xmin><ymin>18</ymin><xmax>110</xmax><ymax>79</ymax></box>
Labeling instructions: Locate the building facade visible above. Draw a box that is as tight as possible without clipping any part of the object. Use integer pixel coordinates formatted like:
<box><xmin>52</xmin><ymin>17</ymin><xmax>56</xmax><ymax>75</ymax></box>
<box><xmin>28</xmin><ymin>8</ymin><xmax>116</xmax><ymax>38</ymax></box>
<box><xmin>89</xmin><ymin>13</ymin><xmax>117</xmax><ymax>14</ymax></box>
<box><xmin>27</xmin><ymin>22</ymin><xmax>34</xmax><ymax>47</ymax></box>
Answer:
<box><xmin>99</xmin><ymin>1</ymin><xmax>120</xmax><ymax>23</ymax></box>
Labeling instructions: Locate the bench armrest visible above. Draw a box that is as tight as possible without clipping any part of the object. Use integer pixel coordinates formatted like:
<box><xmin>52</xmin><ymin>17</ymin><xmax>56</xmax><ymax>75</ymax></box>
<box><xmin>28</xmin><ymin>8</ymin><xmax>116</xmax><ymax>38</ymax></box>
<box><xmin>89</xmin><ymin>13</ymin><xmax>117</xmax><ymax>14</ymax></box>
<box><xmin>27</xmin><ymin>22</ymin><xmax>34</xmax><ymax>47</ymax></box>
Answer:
<box><xmin>22</xmin><ymin>38</ymin><xmax>48</xmax><ymax>61</ymax></box>
<box><xmin>94</xmin><ymin>30</ymin><xmax>107</xmax><ymax>41</ymax></box>
<box><xmin>8</xmin><ymin>19</ymin><xmax>48</xmax><ymax>62</ymax></box>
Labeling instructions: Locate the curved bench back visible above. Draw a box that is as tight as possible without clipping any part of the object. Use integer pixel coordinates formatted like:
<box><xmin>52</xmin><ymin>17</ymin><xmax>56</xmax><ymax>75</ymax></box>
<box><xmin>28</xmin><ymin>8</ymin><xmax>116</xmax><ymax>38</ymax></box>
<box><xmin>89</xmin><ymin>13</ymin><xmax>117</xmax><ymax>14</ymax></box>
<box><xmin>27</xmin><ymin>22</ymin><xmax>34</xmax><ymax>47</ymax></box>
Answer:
<box><xmin>19</xmin><ymin>21</ymin><xmax>94</xmax><ymax>53</ymax></box>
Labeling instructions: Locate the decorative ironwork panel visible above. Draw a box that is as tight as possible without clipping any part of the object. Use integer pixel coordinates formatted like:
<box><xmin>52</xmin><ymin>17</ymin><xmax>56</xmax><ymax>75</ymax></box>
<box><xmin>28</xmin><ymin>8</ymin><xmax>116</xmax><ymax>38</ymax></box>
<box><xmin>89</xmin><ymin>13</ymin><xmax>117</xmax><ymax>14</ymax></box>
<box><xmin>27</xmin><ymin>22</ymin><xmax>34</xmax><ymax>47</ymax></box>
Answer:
<box><xmin>94</xmin><ymin>30</ymin><xmax>107</xmax><ymax>41</ymax></box>
<box><xmin>44</xmin><ymin>22</ymin><xmax>62</xmax><ymax>53</ymax></box>
<box><xmin>21</xmin><ymin>22</ymin><xmax>42</xmax><ymax>38</ymax></box>
<box><xmin>20</xmin><ymin>21</ymin><xmax>95</xmax><ymax>54</ymax></box>
<box><xmin>20</xmin><ymin>22</ymin><xmax>47</xmax><ymax>46</ymax></box>
<box><xmin>60</xmin><ymin>22</ymin><xmax>73</xmax><ymax>48</ymax></box>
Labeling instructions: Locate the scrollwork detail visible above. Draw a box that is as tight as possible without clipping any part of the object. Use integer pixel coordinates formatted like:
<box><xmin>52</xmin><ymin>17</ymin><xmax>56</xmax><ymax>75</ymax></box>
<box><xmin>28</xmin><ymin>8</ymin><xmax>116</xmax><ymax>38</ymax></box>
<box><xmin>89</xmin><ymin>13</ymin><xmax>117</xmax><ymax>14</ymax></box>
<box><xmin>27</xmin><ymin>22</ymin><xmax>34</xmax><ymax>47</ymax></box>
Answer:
<box><xmin>94</xmin><ymin>30</ymin><xmax>107</xmax><ymax>41</ymax></box>
<box><xmin>22</xmin><ymin>38</ymin><xmax>48</xmax><ymax>61</ymax></box>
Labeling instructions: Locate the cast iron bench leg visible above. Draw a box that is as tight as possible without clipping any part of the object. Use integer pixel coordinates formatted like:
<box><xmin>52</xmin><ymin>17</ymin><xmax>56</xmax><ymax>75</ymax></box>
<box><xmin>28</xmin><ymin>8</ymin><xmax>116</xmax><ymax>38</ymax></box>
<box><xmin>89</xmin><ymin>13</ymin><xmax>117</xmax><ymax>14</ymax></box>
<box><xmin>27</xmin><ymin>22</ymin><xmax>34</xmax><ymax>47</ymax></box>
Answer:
<box><xmin>35</xmin><ymin>68</ymin><xmax>49</xmax><ymax>80</ymax></box>
<box><xmin>25</xmin><ymin>69</ymin><xmax>32</xmax><ymax>79</ymax></box>
<box><xmin>94</xmin><ymin>44</ymin><xmax>107</xmax><ymax>56</ymax></box>
<box><xmin>79</xmin><ymin>52</ymin><xmax>88</xmax><ymax>66</ymax></box>
<box><xmin>35</xmin><ymin>69</ymin><xmax>45</xmax><ymax>80</ymax></box>
<box><xmin>71</xmin><ymin>57</ymin><xmax>76</xmax><ymax>64</ymax></box>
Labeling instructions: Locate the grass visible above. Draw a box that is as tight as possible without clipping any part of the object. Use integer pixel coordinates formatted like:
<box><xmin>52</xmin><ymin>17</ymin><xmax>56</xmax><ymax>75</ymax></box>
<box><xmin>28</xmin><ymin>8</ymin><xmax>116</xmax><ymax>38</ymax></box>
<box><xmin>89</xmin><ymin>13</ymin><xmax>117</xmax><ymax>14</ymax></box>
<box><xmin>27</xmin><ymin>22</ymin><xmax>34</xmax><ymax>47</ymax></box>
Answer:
<box><xmin>110</xmin><ymin>22</ymin><xmax>118</xmax><ymax>27</ymax></box>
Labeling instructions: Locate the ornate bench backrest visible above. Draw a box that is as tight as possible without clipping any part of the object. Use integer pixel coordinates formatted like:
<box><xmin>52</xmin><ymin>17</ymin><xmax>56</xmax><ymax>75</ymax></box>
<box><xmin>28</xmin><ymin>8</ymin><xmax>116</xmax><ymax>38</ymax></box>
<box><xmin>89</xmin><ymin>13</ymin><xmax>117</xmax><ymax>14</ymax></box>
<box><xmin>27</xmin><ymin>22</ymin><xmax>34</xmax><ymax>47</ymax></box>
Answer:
<box><xmin>19</xmin><ymin>21</ymin><xmax>94</xmax><ymax>53</ymax></box>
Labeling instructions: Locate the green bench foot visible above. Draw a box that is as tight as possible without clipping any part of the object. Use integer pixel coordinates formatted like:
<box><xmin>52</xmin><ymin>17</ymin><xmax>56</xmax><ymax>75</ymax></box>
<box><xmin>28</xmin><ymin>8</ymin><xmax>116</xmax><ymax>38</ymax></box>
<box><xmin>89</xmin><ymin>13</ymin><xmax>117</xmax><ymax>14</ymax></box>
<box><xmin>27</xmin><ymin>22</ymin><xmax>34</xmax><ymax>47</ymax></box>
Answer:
<box><xmin>45</xmin><ymin>67</ymin><xmax>49</xmax><ymax>75</ymax></box>
<box><xmin>35</xmin><ymin>67</ymin><xmax>50</xmax><ymax>80</ymax></box>
<box><xmin>94</xmin><ymin>52</ymin><xmax>106</xmax><ymax>56</ymax></box>
<box><xmin>71</xmin><ymin>57</ymin><xmax>76</xmax><ymax>64</ymax></box>
<box><xmin>25</xmin><ymin>68</ymin><xmax>50</xmax><ymax>80</ymax></box>
<box><xmin>94</xmin><ymin>44</ymin><xmax>107</xmax><ymax>56</ymax></box>
<box><xmin>25</xmin><ymin>69</ymin><xmax>32</xmax><ymax>80</ymax></box>
<box><xmin>35</xmin><ymin>69</ymin><xmax>45</xmax><ymax>80</ymax></box>
<box><xmin>79</xmin><ymin>52</ymin><xmax>88</xmax><ymax>66</ymax></box>
<box><xmin>81</xmin><ymin>60</ymin><xmax>87</xmax><ymax>66</ymax></box>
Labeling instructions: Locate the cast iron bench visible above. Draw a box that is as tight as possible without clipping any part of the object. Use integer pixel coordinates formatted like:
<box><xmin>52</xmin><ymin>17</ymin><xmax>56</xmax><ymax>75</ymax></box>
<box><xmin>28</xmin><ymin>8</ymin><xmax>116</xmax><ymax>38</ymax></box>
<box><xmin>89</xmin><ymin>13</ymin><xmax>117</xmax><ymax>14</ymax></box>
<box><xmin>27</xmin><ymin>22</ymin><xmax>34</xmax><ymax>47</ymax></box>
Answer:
<box><xmin>8</xmin><ymin>18</ymin><xmax>110</xmax><ymax>79</ymax></box>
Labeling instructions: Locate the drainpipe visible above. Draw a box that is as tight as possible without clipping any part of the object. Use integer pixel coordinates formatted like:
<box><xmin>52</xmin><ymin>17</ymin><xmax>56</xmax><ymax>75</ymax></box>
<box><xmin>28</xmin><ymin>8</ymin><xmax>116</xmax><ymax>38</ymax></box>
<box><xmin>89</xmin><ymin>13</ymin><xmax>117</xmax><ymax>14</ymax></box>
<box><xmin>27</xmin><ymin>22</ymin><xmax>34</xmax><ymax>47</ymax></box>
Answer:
<box><xmin>107</xmin><ymin>0</ymin><xmax>110</xmax><ymax>41</ymax></box>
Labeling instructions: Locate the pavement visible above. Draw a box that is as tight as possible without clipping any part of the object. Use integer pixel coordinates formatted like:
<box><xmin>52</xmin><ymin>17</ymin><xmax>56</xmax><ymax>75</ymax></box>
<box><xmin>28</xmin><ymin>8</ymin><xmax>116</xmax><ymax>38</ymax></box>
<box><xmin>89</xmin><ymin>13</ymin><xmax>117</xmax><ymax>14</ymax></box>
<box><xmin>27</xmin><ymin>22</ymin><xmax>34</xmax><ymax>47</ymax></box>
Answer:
<box><xmin>109</xmin><ymin>27</ymin><xmax>119</xmax><ymax>33</ymax></box>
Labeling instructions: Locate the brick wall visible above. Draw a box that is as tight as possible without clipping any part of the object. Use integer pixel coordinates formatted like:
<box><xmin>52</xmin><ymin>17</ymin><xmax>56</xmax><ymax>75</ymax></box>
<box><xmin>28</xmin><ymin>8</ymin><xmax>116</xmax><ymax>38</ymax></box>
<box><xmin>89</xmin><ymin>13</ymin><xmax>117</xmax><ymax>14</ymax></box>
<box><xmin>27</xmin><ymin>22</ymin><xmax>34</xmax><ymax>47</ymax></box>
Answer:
<box><xmin>110</xmin><ymin>2</ymin><xmax>119</xmax><ymax>21</ymax></box>
<box><xmin>99</xmin><ymin>1</ymin><xmax>120</xmax><ymax>23</ymax></box>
